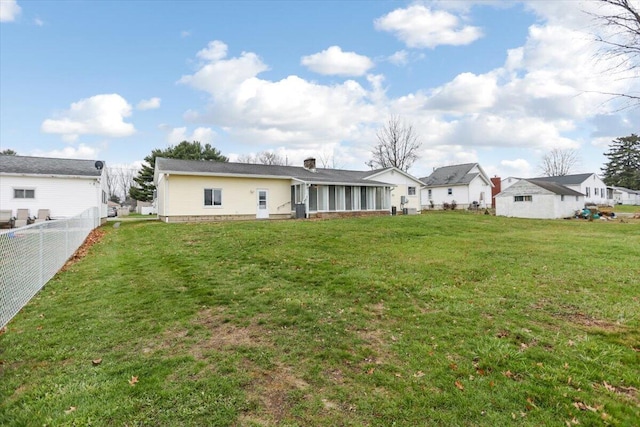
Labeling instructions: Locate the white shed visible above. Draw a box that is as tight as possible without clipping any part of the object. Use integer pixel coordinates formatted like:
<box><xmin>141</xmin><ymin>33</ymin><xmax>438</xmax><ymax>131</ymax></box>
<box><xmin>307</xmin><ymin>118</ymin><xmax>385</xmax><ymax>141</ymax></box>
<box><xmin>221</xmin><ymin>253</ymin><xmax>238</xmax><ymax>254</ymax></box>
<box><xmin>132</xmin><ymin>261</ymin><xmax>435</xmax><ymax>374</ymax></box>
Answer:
<box><xmin>495</xmin><ymin>179</ymin><xmax>584</xmax><ymax>219</ymax></box>
<box><xmin>0</xmin><ymin>155</ymin><xmax>108</xmax><ymax>220</ymax></box>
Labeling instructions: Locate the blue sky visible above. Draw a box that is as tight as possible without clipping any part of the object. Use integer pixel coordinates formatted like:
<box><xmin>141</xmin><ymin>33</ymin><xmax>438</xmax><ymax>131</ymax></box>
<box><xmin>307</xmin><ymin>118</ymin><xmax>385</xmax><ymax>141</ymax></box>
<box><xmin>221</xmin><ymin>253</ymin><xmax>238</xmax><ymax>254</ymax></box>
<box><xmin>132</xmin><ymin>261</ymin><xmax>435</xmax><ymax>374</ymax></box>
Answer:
<box><xmin>1</xmin><ymin>0</ymin><xmax>638</xmax><ymax>179</ymax></box>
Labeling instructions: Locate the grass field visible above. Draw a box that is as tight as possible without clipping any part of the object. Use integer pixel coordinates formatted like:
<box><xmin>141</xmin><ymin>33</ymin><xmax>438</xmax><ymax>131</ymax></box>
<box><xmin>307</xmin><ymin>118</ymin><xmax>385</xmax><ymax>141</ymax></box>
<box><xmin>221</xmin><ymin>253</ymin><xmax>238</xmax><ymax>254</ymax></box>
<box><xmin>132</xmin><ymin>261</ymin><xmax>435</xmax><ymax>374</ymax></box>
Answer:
<box><xmin>611</xmin><ymin>204</ymin><xmax>640</xmax><ymax>214</ymax></box>
<box><xmin>1</xmin><ymin>213</ymin><xmax>638</xmax><ymax>426</ymax></box>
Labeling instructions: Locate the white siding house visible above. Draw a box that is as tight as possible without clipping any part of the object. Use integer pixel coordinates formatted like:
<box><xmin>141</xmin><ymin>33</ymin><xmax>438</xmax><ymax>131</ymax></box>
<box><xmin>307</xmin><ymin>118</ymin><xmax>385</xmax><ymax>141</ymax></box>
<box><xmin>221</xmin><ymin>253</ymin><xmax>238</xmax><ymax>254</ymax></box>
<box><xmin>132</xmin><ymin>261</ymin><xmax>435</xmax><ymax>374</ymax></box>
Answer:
<box><xmin>365</xmin><ymin>168</ymin><xmax>424</xmax><ymax>213</ymax></box>
<box><xmin>420</xmin><ymin>163</ymin><xmax>493</xmax><ymax>209</ymax></box>
<box><xmin>612</xmin><ymin>187</ymin><xmax>640</xmax><ymax>205</ymax></box>
<box><xmin>528</xmin><ymin>173</ymin><xmax>610</xmax><ymax>206</ymax></box>
<box><xmin>0</xmin><ymin>155</ymin><xmax>108</xmax><ymax>220</ymax></box>
<box><xmin>496</xmin><ymin>180</ymin><xmax>584</xmax><ymax>219</ymax></box>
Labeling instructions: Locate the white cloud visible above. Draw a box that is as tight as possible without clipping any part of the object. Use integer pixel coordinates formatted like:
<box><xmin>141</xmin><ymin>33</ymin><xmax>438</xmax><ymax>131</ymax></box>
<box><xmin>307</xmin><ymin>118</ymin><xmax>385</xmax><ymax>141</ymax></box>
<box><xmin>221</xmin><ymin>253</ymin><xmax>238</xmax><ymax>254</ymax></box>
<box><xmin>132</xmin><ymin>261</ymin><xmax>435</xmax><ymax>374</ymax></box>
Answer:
<box><xmin>500</xmin><ymin>158</ymin><xmax>533</xmax><ymax>177</ymax></box>
<box><xmin>41</xmin><ymin>94</ymin><xmax>135</xmax><ymax>140</ymax></box>
<box><xmin>31</xmin><ymin>143</ymin><xmax>100</xmax><ymax>160</ymax></box>
<box><xmin>424</xmin><ymin>72</ymin><xmax>498</xmax><ymax>112</ymax></box>
<box><xmin>136</xmin><ymin>97</ymin><xmax>161</xmax><ymax>110</ymax></box>
<box><xmin>181</xmin><ymin>30</ymin><xmax>191</xmax><ymax>38</ymax></box>
<box><xmin>301</xmin><ymin>46</ymin><xmax>374</xmax><ymax>76</ymax></box>
<box><xmin>196</xmin><ymin>40</ymin><xmax>228</xmax><ymax>61</ymax></box>
<box><xmin>388</xmin><ymin>50</ymin><xmax>408</xmax><ymax>66</ymax></box>
<box><xmin>0</xmin><ymin>0</ymin><xmax>21</xmax><ymax>22</ymax></box>
<box><xmin>179</xmin><ymin>42</ymin><xmax>380</xmax><ymax>150</ymax></box>
<box><xmin>34</xmin><ymin>17</ymin><xmax>44</xmax><ymax>26</ymax></box>
<box><xmin>161</xmin><ymin>125</ymin><xmax>217</xmax><ymax>145</ymax></box>
<box><xmin>374</xmin><ymin>5</ymin><xmax>483</xmax><ymax>48</ymax></box>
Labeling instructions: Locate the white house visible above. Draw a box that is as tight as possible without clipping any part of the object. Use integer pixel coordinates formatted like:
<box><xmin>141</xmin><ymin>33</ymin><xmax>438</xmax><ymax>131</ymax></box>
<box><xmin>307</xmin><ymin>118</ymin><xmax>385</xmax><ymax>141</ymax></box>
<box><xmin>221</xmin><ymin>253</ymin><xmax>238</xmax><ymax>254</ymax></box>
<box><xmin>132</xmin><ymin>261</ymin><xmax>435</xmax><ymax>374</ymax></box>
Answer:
<box><xmin>0</xmin><ymin>155</ymin><xmax>108</xmax><ymax>221</ymax></box>
<box><xmin>611</xmin><ymin>186</ymin><xmax>640</xmax><ymax>205</ymax></box>
<box><xmin>154</xmin><ymin>157</ymin><xmax>426</xmax><ymax>222</ymax></box>
<box><xmin>527</xmin><ymin>173</ymin><xmax>611</xmax><ymax>206</ymax></box>
<box><xmin>420</xmin><ymin>163</ymin><xmax>493</xmax><ymax>209</ymax></box>
<box><xmin>495</xmin><ymin>179</ymin><xmax>584</xmax><ymax>219</ymax></box>
<box><xmin>365</xmin><ymin>168</ymin><xmax>424</xmax><ymax>214</ymax></box>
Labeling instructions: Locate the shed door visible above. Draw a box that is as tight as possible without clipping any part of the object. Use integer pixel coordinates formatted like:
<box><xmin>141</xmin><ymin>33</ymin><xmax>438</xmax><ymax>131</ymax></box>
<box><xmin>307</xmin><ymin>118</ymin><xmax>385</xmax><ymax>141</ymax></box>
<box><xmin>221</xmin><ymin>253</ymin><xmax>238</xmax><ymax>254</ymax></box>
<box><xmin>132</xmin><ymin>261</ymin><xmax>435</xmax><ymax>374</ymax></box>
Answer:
<box><xmin>257</xmin><ymin>189</ymin><xmax>269</xmax><ymax>219</ymax></box>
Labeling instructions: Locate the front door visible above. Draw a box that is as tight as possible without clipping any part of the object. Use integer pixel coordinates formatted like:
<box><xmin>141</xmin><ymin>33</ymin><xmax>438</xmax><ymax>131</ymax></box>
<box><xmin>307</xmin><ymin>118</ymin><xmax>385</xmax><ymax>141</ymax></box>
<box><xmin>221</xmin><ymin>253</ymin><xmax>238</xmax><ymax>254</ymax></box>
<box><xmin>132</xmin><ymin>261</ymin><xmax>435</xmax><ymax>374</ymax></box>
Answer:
<box><xmin>257</xmin><ymin>189</ymin><xmax>269</xmax><ymax>219</ymax></box>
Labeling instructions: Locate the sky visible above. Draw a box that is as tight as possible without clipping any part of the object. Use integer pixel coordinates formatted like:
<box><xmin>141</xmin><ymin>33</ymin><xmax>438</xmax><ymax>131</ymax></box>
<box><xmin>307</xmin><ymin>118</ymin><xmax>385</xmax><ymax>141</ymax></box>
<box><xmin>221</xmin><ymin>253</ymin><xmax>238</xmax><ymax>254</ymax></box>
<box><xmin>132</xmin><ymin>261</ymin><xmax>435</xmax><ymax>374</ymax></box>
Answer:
<box><xmin>1</xmin><ymin>0</ymin><xmax>638</xmax><ymax>179</ymax></box>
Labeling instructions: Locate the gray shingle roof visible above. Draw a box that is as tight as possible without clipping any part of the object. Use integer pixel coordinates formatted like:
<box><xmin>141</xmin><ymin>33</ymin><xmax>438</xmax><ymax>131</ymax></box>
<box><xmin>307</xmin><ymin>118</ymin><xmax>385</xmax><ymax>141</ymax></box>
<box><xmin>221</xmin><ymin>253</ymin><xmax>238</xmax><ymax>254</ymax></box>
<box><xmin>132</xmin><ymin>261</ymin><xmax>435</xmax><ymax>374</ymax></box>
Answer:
<box><xmin>525</xmin><ymin>179</ymin><xmax>584</xmax><ymax>196</ymax></box>
<box><xmin>420</xmin><ymin>163</ymin><xmax>479</xmax><ymax>186</ymax></box>
<box><xmin>0</xmin><ymin>155</ymin><xmax>104</xmax><ymax>177</ymax></box>
<box><xmin>529</xmin><ymin>173</ymin><xmax>594</xmax><ymax>185</ymax></box>
<box><xmin>155</xmin><ymin>157</ymin><xmax>388</xmax><ymax>186</ymax></box>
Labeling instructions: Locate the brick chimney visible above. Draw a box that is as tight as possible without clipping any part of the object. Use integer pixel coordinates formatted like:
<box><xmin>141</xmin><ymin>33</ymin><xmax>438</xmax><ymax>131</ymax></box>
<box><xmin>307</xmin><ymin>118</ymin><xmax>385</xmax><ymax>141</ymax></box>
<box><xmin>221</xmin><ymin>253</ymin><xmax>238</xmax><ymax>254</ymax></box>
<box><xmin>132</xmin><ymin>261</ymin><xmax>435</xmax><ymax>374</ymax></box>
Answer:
<box><xmin>303</xmin><ymin>157</ymin><xmax>316</xmax><ymax>172</ymax></box>
<box><xmin>491</xmin><ymin>176</ymin><xmax>501</xmax><ymax>209</ymax></box>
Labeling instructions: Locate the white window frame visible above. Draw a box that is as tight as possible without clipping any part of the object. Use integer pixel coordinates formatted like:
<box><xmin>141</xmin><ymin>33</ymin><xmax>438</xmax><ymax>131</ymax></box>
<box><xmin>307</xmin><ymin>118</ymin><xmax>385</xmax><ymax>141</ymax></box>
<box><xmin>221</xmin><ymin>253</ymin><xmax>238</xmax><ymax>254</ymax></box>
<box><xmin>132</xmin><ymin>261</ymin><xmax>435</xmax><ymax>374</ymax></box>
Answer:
<box><xmin>447</xmin><ymin>188</ymin><xmax>453</xmax><ymax>195</ymax></box>
<box><xmin>408</xmin><ymin>186</ymin><xmax>416</xmax><ymax>196</ymax></box>
<box><xmin>204</xmin><ymin>188</ymin><xmax>222</xmax><ymax>208</ymax></box>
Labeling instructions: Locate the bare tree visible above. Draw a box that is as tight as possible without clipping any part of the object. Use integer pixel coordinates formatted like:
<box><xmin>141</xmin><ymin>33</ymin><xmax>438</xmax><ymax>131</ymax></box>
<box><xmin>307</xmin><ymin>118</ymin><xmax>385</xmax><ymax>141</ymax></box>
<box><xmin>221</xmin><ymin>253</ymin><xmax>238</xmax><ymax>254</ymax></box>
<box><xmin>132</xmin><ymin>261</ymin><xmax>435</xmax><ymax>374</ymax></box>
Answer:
<box><xmin>117</xmin><ymin>167</ymin><xmax>137</xmax><ymax>203</ymax></box>
<box><xmin>538</xmin><ymin>148</ymin><xmax>581</xmax><ymax>176</ymax></box>
<box><xmin>237</xmin><ymin>151</ymin><xmax>286</xmax><ymax>165</ymax></box>
<box><xmin>318</xmin><ymin>149</ymin><xmax>342</xmax><ymax>169</ymax></box>
<box><xmin>105</xmin><ymin>167</ymin><xmax>118</xmax><ymax>199</ymax></box>
<box><xmin>367</xmin><ymin>115</ymin><xmax>422</xmax><ymax>171</ymax></box>
<box><xmin>589</xmin><ymin>0</ymin><xmax>640</xmax><ymax>104</ymax></box>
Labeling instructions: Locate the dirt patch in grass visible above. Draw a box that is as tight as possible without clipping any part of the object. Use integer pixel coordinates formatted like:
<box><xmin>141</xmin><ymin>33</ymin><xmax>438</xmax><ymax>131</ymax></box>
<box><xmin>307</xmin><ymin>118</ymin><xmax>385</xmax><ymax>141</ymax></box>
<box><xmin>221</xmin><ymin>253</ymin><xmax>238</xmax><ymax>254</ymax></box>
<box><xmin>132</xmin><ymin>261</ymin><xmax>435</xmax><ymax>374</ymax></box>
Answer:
<box><xmin>594</xmin><ymin>381</ymin><xmax>639</xmax><ymax>405</ymax></box>
<box><xmin>60</xmin><ymin>228</ymin><xmax>106</xmax><ymax>272</ymax></box>
<box><xmin>240</xmin><ymin>362</ymin><xmax>309</xmax><ymax>426</ymax></box>
<box><xmin>193</xmin><ymin>308</ymin><xmax>273</xmax><ymax>352</ymax></box>
<box><xmin>557</xmin><ymin>310</ymin><xmax>621</xmax><ymax>331</ymax></box>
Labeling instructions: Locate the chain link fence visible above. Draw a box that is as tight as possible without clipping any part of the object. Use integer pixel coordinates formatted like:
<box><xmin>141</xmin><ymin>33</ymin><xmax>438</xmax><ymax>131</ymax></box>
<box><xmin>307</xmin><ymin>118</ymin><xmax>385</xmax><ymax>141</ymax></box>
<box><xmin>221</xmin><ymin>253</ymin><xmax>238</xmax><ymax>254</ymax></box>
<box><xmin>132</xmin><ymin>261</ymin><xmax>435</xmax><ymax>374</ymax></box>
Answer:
<box><xmin>0</xmin><ymin>207</ymin><xmax>100</xmax><ymax>329</ymax></box>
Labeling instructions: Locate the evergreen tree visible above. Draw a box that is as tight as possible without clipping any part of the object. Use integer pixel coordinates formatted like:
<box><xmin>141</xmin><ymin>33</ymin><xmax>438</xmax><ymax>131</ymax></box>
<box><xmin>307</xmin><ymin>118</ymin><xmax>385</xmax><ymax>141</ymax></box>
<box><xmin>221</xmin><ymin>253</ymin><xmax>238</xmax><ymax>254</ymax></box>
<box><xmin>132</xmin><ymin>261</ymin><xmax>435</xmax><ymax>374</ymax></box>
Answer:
<box><xmin>601</xmin><ymin>134</ymin><xmax>640</xmax><ymax>190</ymax></box>
<box><xmin>129</xmin><ymin>141</ymin><xmax>228</xmax><ymax>202</ymax></box>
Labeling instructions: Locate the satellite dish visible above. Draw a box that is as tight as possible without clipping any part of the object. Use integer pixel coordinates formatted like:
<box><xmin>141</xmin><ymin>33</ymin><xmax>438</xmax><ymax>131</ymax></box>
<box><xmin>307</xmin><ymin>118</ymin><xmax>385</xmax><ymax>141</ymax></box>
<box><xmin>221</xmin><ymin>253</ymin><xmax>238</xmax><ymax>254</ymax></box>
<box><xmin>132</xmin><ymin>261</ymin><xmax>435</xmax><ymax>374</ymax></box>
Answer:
<box><xmin>95</xmin><ymin>161</ymin><xmax>104</xmax><ymax>171</ymax></box>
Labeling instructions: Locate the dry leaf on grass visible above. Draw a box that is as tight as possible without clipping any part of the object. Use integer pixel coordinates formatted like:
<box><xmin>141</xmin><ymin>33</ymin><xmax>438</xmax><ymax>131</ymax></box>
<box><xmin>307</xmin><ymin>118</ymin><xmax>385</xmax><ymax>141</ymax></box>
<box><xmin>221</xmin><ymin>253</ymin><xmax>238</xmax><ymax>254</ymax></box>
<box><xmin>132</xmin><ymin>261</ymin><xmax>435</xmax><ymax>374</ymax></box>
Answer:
<box><xmin>129</xmin><ymin>376</ymin><xmax>139</xmax><ymax>386</ymax></box>
<box><xmin>455</xmin><ymin>380</ymin><xmax>464</xmax><ymax>391</ymax></box>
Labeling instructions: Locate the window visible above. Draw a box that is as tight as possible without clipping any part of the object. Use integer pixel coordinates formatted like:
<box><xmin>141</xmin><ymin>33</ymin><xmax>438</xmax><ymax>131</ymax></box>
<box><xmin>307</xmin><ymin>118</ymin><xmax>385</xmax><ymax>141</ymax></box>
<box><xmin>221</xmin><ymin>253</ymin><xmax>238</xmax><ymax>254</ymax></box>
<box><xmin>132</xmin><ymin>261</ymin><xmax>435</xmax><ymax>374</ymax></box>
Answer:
<box><xmin>585</xmin><ymin>187</ymin><xmax>590</xmax><ymax>197</ymax></box>
<box><xmin>594</xmin><ymin>188</ymin><xmax>599</xmax><ymax>196</ymax></box>
<box><xmin>514</xmin><ymin>195</ymin><xmax>532</xmax><ymax>202</ymax></box>
<box><xmin>14</xmin><ymin>189</ymin><xmax>35</xmax><ymax>199</ymax></box>
<box><xmin>329</xmin><ymin>185</ymin><xmax>336</xmax><ymax>211</ymax></box>
<box><xmin>309</xmin><ymin>185</ymin><xmax>318</xmax><ymax>211</ymax></box>
<box><xmin>360</xmin><ymin>187</ymin><xmax>367</xmax><ymax>210</ymax></box>
<box><xmin>345</xmin><ymin>186</ymin><xmax>352</xmax><ymax>211</ymax></box>
<box><xmin>204</xmin><ymin>188</ymin><xmax>222</xmax><ymax>207</ymax></box>
<box><xmin>408</xmin><ymin>186</ymin><xmax>416</xmax><ymax>196</ymax></box>
<box><xmin>561</xmin><ymin>195</ymin><xmax>565</xmax><ymax>201</ymax></box>
<box><xmin>448</xmin><ymin>188</ymin><xmax>453</xmax><ymax>195</ymax></box>
<box><xmin>428</xmin><ymin>189</ymin><xmax>432</xmax><ymax>199</ymax></box>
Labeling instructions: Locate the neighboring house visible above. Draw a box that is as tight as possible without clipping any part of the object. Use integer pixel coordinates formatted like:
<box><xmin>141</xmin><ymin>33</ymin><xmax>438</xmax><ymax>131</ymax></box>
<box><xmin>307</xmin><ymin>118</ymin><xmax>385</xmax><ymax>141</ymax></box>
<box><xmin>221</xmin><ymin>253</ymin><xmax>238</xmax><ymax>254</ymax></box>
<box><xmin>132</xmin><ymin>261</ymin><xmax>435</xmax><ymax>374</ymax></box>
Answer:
<box><xmin>0</xmin><ymin>155</ymin><xmax>108</xmax><ymax>221</ymax></box>
<box><xmin>420</xmin><ymin>163</ymin><xmax>493</xmax><ymax>209</ymax></box>
<box><xmin>612</xmin><ymin>186</ymin><xmax>640</xmax><ymax>205</ymax></box>
<box><xmin>365</xmin><ymin>168</ymin><xmax>424</xmax><ymax>214</ymax></box>
<box><xmin>528</xmin><ymin>173</ymin><xmax>610</xmax><ymax>206</ymax></box>
<box><xmin>154</xmin><ymin>157</ymin><xmax>422</xmax><ymax>222</ymax></box>
<box><xmin>495</xmin><ymin>179</ymin><xmax>584</xmax><ymax>219</ymax></box>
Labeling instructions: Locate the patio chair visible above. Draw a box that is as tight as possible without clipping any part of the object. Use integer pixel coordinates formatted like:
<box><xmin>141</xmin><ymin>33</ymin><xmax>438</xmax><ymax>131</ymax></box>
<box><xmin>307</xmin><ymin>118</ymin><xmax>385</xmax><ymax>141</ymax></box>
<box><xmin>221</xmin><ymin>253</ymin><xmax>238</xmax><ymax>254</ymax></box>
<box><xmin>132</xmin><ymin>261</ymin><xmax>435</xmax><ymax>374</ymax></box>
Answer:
<box><xmin>33</xmin><ymin>209</ymin><xmax>51</xmax><ymax>223</ymax></box>
<box><xmin>13</xmin><ymin>209</ymin><xmax>32</xmax><ymax>228</ymax></box>
<box><xmin>0</xmin><ymin>210</ymin><xmax>12</xmax><ymax>228</ymax></box>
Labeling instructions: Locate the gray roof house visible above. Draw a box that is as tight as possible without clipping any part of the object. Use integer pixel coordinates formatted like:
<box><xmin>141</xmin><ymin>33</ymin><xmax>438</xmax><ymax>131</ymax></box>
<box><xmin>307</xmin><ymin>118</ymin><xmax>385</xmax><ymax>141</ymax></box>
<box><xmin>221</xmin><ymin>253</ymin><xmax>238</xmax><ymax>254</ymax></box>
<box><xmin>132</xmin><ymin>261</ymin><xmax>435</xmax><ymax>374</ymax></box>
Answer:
<box><xmin>419</xmin><ymin>163</ymin><xmax>493</xmax><ymax>209</ymax></box>
<box><xmin>528</xmin><ymin>173</ymin><xmax>610</xmax><ymax>205</ymax></box>
<box><xmin>0</xmin><ymin>155</ymin><xmax>108</xmax><ymax>220</ymax></box>
<box><xmin>153</xmin><ymin>157</ymin><xmax>422</xmax><ymax>222</ymax></box>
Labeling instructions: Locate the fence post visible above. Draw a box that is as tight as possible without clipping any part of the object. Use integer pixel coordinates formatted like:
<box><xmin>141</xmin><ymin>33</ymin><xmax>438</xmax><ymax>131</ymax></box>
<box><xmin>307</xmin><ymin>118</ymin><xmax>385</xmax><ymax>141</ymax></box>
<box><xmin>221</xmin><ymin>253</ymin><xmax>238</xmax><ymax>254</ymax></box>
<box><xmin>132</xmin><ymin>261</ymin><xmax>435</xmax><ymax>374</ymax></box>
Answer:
<box><xmin>39</xmin><ymin>225</ymin><xmax>44</xmax><ymax>287</ymax></box>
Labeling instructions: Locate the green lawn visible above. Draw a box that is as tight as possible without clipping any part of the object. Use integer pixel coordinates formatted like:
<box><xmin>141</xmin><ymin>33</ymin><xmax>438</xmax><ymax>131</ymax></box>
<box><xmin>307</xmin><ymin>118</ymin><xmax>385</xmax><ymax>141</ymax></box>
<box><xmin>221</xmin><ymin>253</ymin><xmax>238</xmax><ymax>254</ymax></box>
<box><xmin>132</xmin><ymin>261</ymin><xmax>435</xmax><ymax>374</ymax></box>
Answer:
<box><xmin>1</xmin><ymin>213</ymin><xmax>638</xmax><ymax>426</ymax></box>
<box><xmin>612</xmin><ymin>204</ymin><xmax>640</xmax><ymax>214</ymax></box>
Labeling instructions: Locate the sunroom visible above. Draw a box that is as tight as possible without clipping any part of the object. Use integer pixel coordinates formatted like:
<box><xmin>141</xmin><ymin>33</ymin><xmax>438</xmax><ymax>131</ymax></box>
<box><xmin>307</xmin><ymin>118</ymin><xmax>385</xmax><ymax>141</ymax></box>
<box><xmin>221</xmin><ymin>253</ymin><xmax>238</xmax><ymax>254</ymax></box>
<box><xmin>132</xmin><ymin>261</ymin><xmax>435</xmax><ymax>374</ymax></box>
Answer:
<box><xmin>290</xmin><ymin>181</ymin><xmax>392</xmax><ymax>218</ymax></box>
